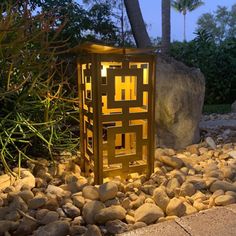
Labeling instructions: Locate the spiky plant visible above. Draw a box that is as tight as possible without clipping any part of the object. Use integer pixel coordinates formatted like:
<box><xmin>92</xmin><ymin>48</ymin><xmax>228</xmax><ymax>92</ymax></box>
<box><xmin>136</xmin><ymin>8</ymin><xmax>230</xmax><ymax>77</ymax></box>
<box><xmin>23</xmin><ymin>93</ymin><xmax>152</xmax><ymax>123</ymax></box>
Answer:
<box><xmin>0</xmin><ymin>2</ymin><xmax>79</xmax><ymax>176</ymax></box>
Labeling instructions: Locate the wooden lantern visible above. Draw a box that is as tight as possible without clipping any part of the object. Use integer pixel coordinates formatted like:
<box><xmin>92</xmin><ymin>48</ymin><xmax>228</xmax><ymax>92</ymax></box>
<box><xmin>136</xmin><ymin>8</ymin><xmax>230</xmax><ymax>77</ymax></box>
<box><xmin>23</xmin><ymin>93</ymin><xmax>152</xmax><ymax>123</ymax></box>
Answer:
<box><xmin>72</xmin><ymin>43</ymin><xmax>156</xmax><ymax>184</ymax></box>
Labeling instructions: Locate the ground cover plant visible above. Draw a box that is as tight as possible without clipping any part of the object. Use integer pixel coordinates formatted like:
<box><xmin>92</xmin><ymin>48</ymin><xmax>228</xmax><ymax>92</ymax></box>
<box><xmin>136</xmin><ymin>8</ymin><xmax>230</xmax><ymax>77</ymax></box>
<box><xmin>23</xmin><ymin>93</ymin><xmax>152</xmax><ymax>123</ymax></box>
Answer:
<box><xmin>0</xmin><ymin>2</ymin><xmax>79</xmax><ymax>175</ymax></box>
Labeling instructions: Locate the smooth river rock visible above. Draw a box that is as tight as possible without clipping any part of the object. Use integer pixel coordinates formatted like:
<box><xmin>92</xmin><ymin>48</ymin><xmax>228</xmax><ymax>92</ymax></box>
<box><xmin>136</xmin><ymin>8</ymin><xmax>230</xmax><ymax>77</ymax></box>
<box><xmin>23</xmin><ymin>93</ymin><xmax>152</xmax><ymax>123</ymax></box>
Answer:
<box><xmin>134</xmin><ymin>203</ymin><xmax>164</xmax><ymax>225</ymax></box>
<box><xmin>33</xmin><ymin>221</ymin><xmax>70</xmax><ymax>236</ymax></box>
<box><xmin>215</xmin><ymin>195</ymin><xmax>235</xmax><ymax>206</ymax></box>
<box><xmin>82</xmin><ymin>200</ymin><xmax>105</xmax><ymax>224</ymax></box>
<box><xmin>166</xmin><ymin>197</ymin><xmax>186</xmax><ymax>217</ymax></box>
<box><xmin>210</xmin><ymin>180</ymin><xmax>236</xmax><ymax>192</ymax></box>
<box><xmin>98</xmin><ymin>182</ymin><xmax>118</xmax><ymax>202</ymax></box>
<box><xmin>95</xmin><ymin>205</ymin><xmax>126</xmax><ymax>224</ymax></box>
<box><xmin>152</xmin><ymin>187</ymin><xmax>170</xmax><ymax>211</ymax></box>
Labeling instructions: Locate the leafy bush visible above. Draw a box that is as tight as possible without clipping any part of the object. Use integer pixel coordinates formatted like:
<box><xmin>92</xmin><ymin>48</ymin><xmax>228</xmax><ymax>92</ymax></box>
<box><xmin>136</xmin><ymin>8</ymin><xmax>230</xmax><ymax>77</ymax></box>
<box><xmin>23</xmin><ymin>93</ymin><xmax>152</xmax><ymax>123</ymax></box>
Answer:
<box><xmin>0</xmin><ymin>3</ymin><xmax>79</xmax><ymax>175</ymax></box>
<box><xmin>171</xmin><ymin>30</ymin><xmax>236</xmax><ymax>104</ymax></box>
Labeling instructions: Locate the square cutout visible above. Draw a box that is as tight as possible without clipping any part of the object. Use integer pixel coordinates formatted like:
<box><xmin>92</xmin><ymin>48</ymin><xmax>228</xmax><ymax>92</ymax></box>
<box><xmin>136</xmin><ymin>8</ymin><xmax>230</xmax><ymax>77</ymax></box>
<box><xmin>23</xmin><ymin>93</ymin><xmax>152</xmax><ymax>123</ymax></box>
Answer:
<box><xmin>115</xmin><ymin>76</ymin><xmax>137</xmax><ymax>101</ymax></box>
<box><xmin>115</xmin><ymin>132</ymin><xmax>136</xmax><ymax>156</ymax></box>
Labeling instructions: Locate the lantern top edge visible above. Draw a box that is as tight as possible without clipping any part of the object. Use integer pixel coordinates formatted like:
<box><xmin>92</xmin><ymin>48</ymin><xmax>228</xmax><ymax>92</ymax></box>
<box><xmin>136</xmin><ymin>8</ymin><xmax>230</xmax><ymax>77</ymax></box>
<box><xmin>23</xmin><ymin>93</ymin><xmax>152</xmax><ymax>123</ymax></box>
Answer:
<box><xmin>69</xmin><ymin>42</ymin><xmax>157</xmax><ymax>55</ymax></box>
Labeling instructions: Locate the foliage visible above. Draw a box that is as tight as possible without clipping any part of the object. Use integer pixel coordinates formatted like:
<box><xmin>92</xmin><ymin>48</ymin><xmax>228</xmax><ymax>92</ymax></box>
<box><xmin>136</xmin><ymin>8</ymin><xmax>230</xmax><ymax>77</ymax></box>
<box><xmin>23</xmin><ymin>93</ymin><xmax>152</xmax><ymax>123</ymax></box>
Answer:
<box><xmin>0</xmin><ymin>3</ymin><xmax>79</xmax><ymax>174</ymax></box>
<box><xmin>197</xmin><ymin>4</ymin><xmax>236</xmax><ymax>43</ymax></box>
<box><xmin>203</xmin><ymin>104</ymin><xmax>231</xmax><ymax>114</ymax></box>
<box><xmin>171</xmin><ymin>0</ymin><xmax>204</xmax><ymax>41</ymax></box>
<box><xmin>171</xmin><ymin>0</ymin><xmax>204</xmax><ymax>14</ymax></box>
<box><xmin>171</xmin><ymin>30</ymin><xmax>236</xmax><ymax>104</ymax></box>
<box><xmin>82</xmin><ymin>0</ymin><xmax>135</xmax><ymax>46</ymax></box>
<box><xmin>36</xmin><ymin>0</ymin><xmax>123</xmax><ymax>46</ymax></box>
<box><xmin>4</xmin><ymin>0</ymin><xmax>129</xmax><ymax>47</ymax></box>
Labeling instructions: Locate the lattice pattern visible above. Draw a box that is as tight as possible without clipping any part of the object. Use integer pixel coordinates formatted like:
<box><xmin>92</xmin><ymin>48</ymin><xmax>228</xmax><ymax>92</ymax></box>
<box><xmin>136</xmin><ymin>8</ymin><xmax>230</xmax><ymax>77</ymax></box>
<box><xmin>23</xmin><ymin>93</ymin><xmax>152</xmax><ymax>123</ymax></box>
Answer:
<box><xmin>78</xmin><ymin>54</ymin><xmax>155</xmax><ymax>183</ymax></box>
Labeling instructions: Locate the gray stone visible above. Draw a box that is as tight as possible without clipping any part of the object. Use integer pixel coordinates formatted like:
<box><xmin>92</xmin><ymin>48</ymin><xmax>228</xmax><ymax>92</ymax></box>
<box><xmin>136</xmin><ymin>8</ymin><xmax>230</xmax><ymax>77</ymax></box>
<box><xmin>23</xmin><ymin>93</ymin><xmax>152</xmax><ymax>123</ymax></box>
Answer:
<box><xmin>211</xmin><ymin>189</ymin><xmax>225</xmax><ymax>199</ymax></box>
<box><xmin>0</xmin><ymin>207</ymin><xmax>10</xmax><ymax>220</ymax></box>
<box><xmin>46</xmin><ymin>185</ymin><xmax>66</xmax><ymax>198</ymax></box>
<box><xmin>158</xmin><ymin>155</ymin><xmax>184</xmax><ymax>169</ymax></box>
<box><xmin>134</xmin><ymin>203</ymin><xmax>164</xmax><ymax>225</ymax></box>
<box><xmin>152</xmin><ymin>187</ymin><xmax>170</xmax><ymax>211</ymax></box>
<box><xmin>5</xmin><ymin>210</ymin><xmax>20</xmax><ymax>221</ymax></box>
<box><xmin>215</xmin><ymin>195</ymin><xmax>235</xmax><ymax>206</ymax></box>
<box><xmin>15</xmin><ymin>217</ymin><xmax>37</xmax><ymax>235</ymax></box>
<box><xmin>95</xmin><ymin>205</ymin><xmax>126</xmax><ymax>224</ymax></box>
<box><xmin>179</xmin><ymin>182</ymin><xmax>196</xmax><ymax>197</ymax></box>
<box><xmin>35</xmin><ymin>209</ymin><xmax>50</xmax><ymax>220</ymax></box>
<box><xmin>0</xmin><ymin>220</ymin><xmax>19</xmax><ymax>234</ymax></box>
<box><xmin>40</xmin><ymin>211</ymin><xmax>59</xmax><ymax>224</ymax></box>
<box><xmin>166</xmin><ymin>197</ymin><xmax>186</xmax><ymax>217</ymax></box>
<box><xmin>210</xmin><ymin>180</ymin><xmax>236</xmax><ymax>192</ymax></box>
<box><xmin>72</xmin><ymin>195</ymin><xmax>85</xmax><ymax>208</ymax></box>
<box><xmin>44</xmin><ymin>197</ymin><xmax>59</xmax><ymax>211</ymax></box>
<box><xmin>130</xmin><ymin>195</ymin><xmax>145</xmax><ymax>209</ymax></box>
<box><xmin>82</xmin><ymin>200</ymin><xmax>105</xmax><ymax>224</ymax></box>
<box><xmin>205</xmin><ymin>137</ymin><xmax>217</xmax><ymax>149</ymax></box>
<box><xmin>166</xmin><ymin>178</ymin><xmax>180</xmax><ymax>197</ymax></box>
<box><xmin>104</xmin><ymin>197</ymin><xmax>120</xmax><ymax>207</ymax></box>
<box><xmin>28</xmin><ymin>196</ymin><xmax>47</xmax><ymax>209</ymax></box>
<box><xmin>9</xmin><ymin>195</ymin><xmax>28</xmax><ymax>212</ymax></box>
<box><xmin>155</xmin><ymin>57</ymin><xmax>205</xmax><ymax>149</ymax></box>
<box><xmin>67</xmin><ymin>177</ymin><xmax>88</xmax><ymax>193</ymax></box>
<box><xmin>122</xmin><ymin>197</ymin><xmax>131</xmax><ymax>209</ymax></box>
<box><xmin>231</xmin><ymin>100</ymin><xmax>236</xmax><ymax>113</ymax></box>
<box><xmin>105</xmin><ymin>219</ymin><xmax>129</xmax><ymax>234</ymax></box>
<box><xmin>82</xmin><ymin>186</ymin><xmax>99</xmax><ymax>200</ymax></box>
<box><xmin>18</xmin><ymin>190</ymin><xmax>34</xmax><ymax>203</ymax></box>
<box><xmin>33</xmin><ymin>221</ymin><xmax>70</xmax><ymax>236</ymax></box>
<box><xmin>62</xmin><ymin>202</ymin><xmax>80</xmax><ymax>218</ymax></box>
<box><xmin>70</xmin><ymin>225</ymin><xmax>87</xmax><ymax>235</ymax></box>
<box><xmin>84</xmin><ymin>225</ymin><xmax>102</xmax><ymax>236</ymax></box>
<box><xmin>98</xmin><ymin>182</ymin><xmax>118</xmax><ymax>202</ymax></box>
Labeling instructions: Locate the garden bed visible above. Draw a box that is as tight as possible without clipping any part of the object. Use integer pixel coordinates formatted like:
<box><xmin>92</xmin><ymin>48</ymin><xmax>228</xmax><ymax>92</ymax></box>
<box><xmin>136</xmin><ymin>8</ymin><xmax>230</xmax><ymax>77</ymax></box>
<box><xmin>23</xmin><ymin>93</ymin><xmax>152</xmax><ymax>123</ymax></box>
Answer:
<box><xmin>0</xmin><ymin>114</ymin><xmax>236</xmax><ymax>235</ymax></box>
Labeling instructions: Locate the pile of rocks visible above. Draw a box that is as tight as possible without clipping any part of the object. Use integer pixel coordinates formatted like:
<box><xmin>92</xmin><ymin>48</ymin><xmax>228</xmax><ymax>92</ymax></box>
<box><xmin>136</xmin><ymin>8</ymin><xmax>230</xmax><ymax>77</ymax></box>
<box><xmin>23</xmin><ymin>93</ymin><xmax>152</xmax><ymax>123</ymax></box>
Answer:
<box><xmin>201</xmin><ymin>113</ymin><xmax>236</xmax><ymax>122</ymax></box>
<box><xmin>200</xmin><ymin>113</ymin><xmax>236</xmax><ymax>143</ymax></box>
<box><xmin>1</xmin><ymin>142</ymin><xmax>236</xmax><ymax>235</ymax></box>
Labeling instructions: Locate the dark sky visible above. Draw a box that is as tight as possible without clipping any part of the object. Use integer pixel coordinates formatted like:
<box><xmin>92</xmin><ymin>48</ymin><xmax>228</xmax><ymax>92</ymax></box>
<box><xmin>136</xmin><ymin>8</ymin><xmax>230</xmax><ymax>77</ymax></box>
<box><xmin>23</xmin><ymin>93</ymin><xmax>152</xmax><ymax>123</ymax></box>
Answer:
<box><xmin>140</xmin><ymin>0</ymin><xmax>236</xmax><ymax>42</ymax></box>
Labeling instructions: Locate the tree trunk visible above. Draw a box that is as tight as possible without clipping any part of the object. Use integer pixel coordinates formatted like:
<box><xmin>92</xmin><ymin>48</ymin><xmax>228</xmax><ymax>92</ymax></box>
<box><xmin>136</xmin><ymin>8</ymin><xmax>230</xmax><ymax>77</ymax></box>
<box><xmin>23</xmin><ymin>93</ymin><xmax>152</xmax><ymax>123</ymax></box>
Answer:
<box><xmin>124</xmin><ymin>0</ymin><xmax>151</xmax><ymax>48</ymax></box>
<box><xmin>161</xmin><ymin>0</ymin><xmax>171</xmax><ymax>55</ymax></box>
<box><xmin>183</xmin><ymin>13</ymin><xmax>186</xmax><ymax>41</ymax></box>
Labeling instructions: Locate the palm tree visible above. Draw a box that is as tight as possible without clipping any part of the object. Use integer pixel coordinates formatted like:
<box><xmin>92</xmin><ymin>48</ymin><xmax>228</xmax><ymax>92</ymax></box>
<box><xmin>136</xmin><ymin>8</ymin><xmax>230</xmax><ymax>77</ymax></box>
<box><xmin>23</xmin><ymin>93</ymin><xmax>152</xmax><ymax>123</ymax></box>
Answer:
<box><xmin>162</xmin><ymin>0</ymin><xmax>171</xmax><ymax>55</ymax></box>
<box><xmin>171</xmin><ymin>0</ymin><xmax>204</xmax><ymax>41</ymax></box>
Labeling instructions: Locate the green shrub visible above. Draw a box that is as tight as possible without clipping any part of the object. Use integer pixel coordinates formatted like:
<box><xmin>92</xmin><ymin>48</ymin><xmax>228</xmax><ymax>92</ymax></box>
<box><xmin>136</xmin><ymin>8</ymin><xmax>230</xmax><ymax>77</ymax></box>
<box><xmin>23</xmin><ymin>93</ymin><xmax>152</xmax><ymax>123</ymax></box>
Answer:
<box><xmin>0</xmin><ymin>3</ymin><xmax>79</xmax><ymax>175</ymax></box>
<box><xmin>203</xmin><ymin>104</ymin><xmax>231</xmax><ymax>114</ymax></box>
<box><xmin>171</xmin><ymin>30</ymin><xmax>236</xmax><ymax>105</ymax></box>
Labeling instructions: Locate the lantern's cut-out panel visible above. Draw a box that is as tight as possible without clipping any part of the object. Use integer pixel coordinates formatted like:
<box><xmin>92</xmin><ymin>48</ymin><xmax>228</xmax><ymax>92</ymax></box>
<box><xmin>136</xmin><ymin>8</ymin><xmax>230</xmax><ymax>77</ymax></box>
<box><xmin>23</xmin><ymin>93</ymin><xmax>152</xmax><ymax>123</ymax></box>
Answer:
<box><xmin>78</xmin><ymin>51</ymin><xmax>155</xmax><ymax>184</ymax></box>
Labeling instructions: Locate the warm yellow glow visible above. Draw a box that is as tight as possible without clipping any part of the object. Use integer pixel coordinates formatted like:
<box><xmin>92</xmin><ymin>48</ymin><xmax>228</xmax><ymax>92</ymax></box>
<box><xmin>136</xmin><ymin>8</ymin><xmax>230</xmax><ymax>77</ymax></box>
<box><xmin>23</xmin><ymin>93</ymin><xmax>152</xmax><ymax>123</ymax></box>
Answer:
<box><xmin>115</xmin><ymin>76</ymin><xmax>137</xmax><ymax>101</ymax></box>
<box><xmin>79</xmin><ymin>54</ymin><xmax>155</xmax><ymax>184</ymax></box>
<box><xmin>130</xmin><ymin>62</ymin><xmax>149</xmax><ymax>84</ymax></box>
<box><xmin>115</xmin><ymin>132</ymin><xmax>136</xmax><ymax>155</ymax></box>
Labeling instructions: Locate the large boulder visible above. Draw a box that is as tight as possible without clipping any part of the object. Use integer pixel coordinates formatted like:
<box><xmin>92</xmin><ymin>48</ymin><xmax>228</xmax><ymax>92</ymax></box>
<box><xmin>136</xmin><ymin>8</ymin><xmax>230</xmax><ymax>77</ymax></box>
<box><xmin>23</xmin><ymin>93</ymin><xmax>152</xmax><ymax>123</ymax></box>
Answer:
<box><xmin>155</xmin><ymin>57</ymin><xmax>205</xmax><ymax>149</ymax></box>
<box><xmin>231</xmin><ymin>100</ymin><xmax>236</xmax><ymax>113</ymax></box>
